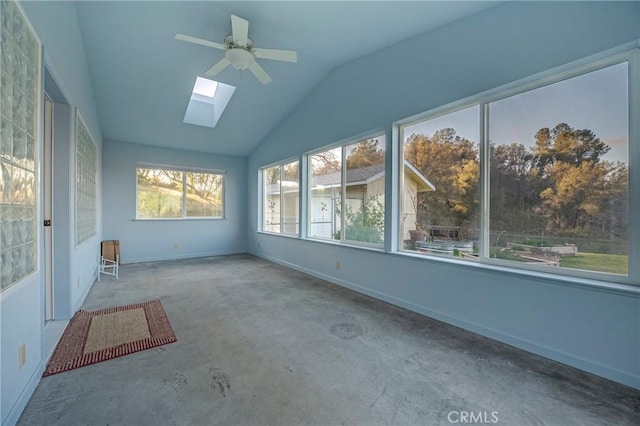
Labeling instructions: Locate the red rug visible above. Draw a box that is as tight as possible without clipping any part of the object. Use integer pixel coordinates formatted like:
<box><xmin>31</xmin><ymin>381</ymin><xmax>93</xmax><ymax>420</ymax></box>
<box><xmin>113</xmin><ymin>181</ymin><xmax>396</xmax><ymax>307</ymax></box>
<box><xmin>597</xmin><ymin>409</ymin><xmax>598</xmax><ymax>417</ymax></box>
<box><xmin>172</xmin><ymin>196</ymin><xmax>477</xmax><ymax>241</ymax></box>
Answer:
<box><xmin>44</xmin><ymin>300</ymin><xmax>176</xmax><ymax>376</ymax></box>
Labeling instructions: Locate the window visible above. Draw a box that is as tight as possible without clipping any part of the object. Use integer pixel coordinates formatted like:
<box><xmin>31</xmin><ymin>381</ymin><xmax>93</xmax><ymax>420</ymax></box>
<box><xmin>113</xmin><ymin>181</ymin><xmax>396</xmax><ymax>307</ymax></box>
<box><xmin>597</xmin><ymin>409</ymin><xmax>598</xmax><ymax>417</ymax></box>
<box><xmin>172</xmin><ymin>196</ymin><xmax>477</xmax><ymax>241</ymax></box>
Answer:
<box><xmin>401</xmin><ymin>106</ymin><xmax>480</xmax><ymax>259</ymax></box>
<box><xmin>262</xmin><ymin>160</ymin><xmax>300</xmax><ymax>235</ymax></box>
<box><xmin>398</xmin><ymin>57</ymin><xmax>632</xmax><ymax>281</ymax></box>
<box><xmin>0</xmin><ymin>0</ymin><xmax>41</xmax><ymax>291</ymax></box>
<box><xmin>308</xmin><ymin>134</ymin><xmax>386</xmax><ymax>247</ymax></box>
<box><xmin>488</xmin><ymin>62</ymin><xmax>628</xmax><ymax>276</ymax></box>
<box><xmin>136</xmin><ymin>167</ymin><xmax>223</xmax><ymax>219</ymax></box>
<box><xmin>76</xmin><ymin>113</ymin><xmax>97</xmax><ymax>245</ymax></box>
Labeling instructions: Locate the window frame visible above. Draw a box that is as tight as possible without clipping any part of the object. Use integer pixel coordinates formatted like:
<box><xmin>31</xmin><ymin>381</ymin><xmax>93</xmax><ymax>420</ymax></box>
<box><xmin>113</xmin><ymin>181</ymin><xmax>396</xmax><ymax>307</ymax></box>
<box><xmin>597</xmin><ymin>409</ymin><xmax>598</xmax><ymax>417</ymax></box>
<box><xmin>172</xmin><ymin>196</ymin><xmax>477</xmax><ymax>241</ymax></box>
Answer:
<box><xmin>259</xmin><ymin>157</ymin><xmax>301</xmax><ymax>236</ymax></box>
<box><xmin>394</xmin><ymin>47</ymin><xmax>638</xmax><ymax>286</ymax></box>
<box><xmin>305</xmin><ymin>130</ymin><xmax>386</xmax><ymax>250</ymax></box>
<box><xmin>135</xmin><ymin>163</ymin><xmax>225</xmax><ymax>220</ymax></box>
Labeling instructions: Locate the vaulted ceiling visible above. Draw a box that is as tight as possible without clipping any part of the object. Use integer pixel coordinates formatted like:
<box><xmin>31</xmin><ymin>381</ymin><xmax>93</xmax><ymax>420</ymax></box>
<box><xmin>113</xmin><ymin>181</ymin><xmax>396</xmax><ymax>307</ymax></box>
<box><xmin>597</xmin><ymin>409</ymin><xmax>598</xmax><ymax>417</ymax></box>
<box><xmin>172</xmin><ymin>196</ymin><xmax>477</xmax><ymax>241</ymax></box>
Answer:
<box><xmin>75</xmin><ymin>1</ymin><xmax>499</xmax><ymax>156</ymax></box>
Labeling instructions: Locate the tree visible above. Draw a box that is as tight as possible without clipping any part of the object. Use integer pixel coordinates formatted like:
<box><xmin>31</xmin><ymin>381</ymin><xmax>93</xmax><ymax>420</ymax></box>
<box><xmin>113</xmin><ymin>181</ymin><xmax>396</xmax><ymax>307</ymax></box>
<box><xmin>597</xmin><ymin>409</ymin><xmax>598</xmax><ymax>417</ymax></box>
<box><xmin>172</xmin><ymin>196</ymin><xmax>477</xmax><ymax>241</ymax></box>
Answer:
<box><xmin>346</xmin><ymin>138</ymin><xmax>384</xmax><ymax>169</ymax></box>
<box><xmin>539</xmin><ymin>161</ymin><xmax>607</xmax><ymax>232</ymax></box>
<box><xmin>311</xmin><ymin>150</ymin><xmax>340</xmax><ymax>175</ymax></box>
<box><xmin>532</xmin><ymin>123</ymin><xmax>610</xmax><ymax>172</ymax></box>
<box><xmin>404</xmin><ymin>128</ymin><xmax>479</xmax><ymax>230</ymax></box>
<box><xmin>529</xmin><ymin>123</ymin><xmax>616</xmax><ymax>235</ymax></box>
<box><xmin>489</xmin><ymin>143</ymin><xmax>540</xmax><ymax>231</ymax></box>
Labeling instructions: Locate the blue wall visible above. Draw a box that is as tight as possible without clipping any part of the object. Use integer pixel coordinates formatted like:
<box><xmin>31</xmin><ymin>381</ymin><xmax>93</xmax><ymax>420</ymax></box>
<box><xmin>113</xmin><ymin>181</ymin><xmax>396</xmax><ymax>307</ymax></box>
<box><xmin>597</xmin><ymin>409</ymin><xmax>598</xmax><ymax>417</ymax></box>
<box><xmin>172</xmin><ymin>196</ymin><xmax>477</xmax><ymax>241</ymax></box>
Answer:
<box><xmin>1</xmin><ymin>2</ymin><xmax>103</xmax><ymax>424</ymax></box>
<box><xmin>248</xmin><ymin>1</ymin><xmax>640</xmax><ymax>389</ymax></box>
<box><xmin>102</xmin><ymin>140</ymin><xmax>247</xmax><ymax>264</ymax></box>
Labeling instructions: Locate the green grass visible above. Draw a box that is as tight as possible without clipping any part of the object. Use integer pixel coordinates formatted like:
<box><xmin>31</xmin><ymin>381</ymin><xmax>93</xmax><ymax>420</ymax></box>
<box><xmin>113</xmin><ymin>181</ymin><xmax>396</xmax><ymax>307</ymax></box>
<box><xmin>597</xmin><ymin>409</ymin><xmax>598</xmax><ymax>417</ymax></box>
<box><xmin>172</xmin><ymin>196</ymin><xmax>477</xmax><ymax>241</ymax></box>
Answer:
<box><xmin>489</xmin><ymin>247</ymin><xmax>529</xmax><ymax>262</ymax></box>
<box><xmin>559</xmin><ymin>253</ymin><xmax>628</xmax><ymax>275</ymax></box>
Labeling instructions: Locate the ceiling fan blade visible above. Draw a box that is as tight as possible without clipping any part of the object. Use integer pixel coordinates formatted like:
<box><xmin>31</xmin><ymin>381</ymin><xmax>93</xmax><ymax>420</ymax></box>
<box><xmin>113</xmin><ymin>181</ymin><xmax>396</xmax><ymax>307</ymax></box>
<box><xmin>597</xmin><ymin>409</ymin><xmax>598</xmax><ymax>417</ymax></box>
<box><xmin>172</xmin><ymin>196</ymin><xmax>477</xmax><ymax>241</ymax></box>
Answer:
<box><xmin>175</xmin><ymin>34</ymin><xmax>227</xmax><ymax>50</ymax></box>
<box><xmin>248</xmin><ymin>61</ymin><xmax>272</xmax><ymax>85</ymax></box>
<box><xmin>231</xmin><ymin>15</ymin><xmax>249</xmax><ymax>47</ymax></box>
<box><xmin>205</xmin><ymin>57</ymin><xmax>231</xmax><ymax>77</ymax></box>
<box><xmin>252</xmin><ymin>48</ymin><xmax>297</xmax><ymax>63</ymax></box>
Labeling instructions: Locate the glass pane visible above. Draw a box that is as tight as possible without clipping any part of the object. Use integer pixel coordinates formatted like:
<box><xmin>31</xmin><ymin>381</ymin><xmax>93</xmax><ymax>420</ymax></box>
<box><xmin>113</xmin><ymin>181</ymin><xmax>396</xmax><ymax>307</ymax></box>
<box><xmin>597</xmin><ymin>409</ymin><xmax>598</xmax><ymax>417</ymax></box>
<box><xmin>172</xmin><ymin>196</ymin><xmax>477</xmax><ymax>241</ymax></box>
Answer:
<box><xmin>262</xmin><ymin>165</ymin><xmax>280</xmax><ymax>233</ymax></box>
<box><xmin>76</xmin><ymin>117</ymin><xmax>97</xmax><ymax>244</ymax></box>
<box><xmin>281</xmin><ymin>161</ymin><xmax>299</xmax><ymax>235</ymax></box>
<box><xmin>185</xmin><ymin>172</ymin><xmax>223</xmax><ymax>217</ymax></box>
<box><xmin>309</xmin><ymin>147</ymin><xmax>342</xmax><ymax>240</ymax></box>
<box><xmin>137</xmin><ymin>168</ymin><xmax>183</xmax><ymax>218</ymax></box>
<box><xmin>402</xmin><ymin>106</ymin><xmax>480</xmax><ymax>259</ymax></box>
<box><xmin>0</xmin><ymin>0</ymin><xmax>39</xmax><ymax>292</ymax></box>
<box><xmin>344</xmin><ymin>136</ymin><xmax>385</xmax><ymax>245</ymax></box>
<box><xmin>488</xmin><ymin>63</ymin><xmax>628</xmax><ymax>275</ymax></box>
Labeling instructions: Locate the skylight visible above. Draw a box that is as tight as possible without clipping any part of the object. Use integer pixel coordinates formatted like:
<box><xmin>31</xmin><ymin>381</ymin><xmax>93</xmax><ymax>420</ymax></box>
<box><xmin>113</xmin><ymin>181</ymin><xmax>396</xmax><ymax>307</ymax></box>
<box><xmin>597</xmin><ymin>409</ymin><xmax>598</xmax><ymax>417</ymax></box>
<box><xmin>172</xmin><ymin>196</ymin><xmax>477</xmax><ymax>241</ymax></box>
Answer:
<box><xmin>192</xmin><ymin>77</ymin><xmax>218</xmax><ymax>98</ymax></box>
<box><xmin>183</xmin><ymin>77</ymin><xmax>236</xmax><ymax>129</ymax></box>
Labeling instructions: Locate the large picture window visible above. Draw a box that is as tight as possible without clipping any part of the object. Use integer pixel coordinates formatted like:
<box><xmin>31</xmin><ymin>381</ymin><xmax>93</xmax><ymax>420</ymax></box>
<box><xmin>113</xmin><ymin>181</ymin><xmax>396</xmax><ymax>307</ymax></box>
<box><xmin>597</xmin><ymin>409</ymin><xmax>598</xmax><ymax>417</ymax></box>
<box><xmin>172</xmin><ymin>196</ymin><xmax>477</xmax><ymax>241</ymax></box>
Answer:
<box><xmin>262</xmin><ymin>160</ymin><xmax>300</xmax><ymax>235</ymax></box>
<box><xmin>488</xmin><ymin>62</ymin><xmax>628</xmax><ymax>276</ymax></box>
<box><xmin>308</xmin><ymin>134</ymin><xmax>386</xmax><ymax>247</ymax></box>
<box><xmin>136</xmin><ymin>167</ymin><xmax>224</xmax><ymax>219</ymax></box>
<box><xmin>398</xmin><ymin>58</ymin><xmax>631</xmax><ymax>280</ymax></box>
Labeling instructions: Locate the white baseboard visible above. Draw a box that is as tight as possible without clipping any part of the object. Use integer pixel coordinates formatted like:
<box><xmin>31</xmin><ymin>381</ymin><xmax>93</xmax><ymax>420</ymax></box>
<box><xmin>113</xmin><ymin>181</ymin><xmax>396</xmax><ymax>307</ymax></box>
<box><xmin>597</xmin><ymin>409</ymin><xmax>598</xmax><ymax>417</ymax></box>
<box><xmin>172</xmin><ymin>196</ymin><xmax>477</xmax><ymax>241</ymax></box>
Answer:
<box><xmin>123</xmin><ymin>249</ymin><xmax>245</xmax><ymax>265</ymax></box>
<box><xmin>256</xmin><ymin>252</ymin><xmax>640</xmax><ymax>390</ymax></box>
<box><xmin>2</xmin><ymin>361</ymin><xmax>45</xmax><ymax>426</ymax></box>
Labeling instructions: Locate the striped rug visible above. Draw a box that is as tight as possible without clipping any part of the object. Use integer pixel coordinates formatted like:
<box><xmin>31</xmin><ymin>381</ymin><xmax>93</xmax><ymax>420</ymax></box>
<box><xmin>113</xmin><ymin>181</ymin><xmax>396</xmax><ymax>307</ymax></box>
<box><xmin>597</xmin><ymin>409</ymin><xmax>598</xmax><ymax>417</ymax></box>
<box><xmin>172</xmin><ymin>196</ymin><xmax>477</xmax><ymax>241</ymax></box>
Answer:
<box><xmin>44</xmin><ymin>300</ymin><xmax>176</xmax><ymax>376</ymax></box>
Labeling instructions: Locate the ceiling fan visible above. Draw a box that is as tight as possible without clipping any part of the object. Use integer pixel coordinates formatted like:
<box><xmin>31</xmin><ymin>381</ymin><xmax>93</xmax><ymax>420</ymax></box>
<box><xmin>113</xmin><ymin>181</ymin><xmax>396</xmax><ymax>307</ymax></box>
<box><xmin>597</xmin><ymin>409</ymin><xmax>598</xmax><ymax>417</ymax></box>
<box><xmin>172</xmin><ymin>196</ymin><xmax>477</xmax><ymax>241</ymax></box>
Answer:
<box><xmin>176</xmin><ymin>15</ymin><xmax>297</xmax><ymax>85</ymax></box>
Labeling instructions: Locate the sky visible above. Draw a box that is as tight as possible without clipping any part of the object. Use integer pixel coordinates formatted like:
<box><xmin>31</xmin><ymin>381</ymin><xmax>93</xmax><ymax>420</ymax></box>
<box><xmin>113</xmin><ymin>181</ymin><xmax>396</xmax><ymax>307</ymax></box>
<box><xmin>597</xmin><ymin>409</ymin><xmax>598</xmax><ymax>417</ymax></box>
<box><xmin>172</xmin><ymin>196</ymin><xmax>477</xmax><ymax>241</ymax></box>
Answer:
<box><xmin>404</xmin><ymin>61</ymin><xmax>629</xmax><ymax>164</ymax></box>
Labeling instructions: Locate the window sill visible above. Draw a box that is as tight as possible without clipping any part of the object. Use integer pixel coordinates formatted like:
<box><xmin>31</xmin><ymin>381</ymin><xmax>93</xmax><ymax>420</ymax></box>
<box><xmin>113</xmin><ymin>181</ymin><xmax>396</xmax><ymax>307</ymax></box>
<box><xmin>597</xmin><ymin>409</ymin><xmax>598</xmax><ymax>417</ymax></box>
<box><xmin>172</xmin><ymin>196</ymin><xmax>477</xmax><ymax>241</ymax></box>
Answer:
<box><xmin>393</xmin><ymin>250</ymin><xmax>640</xmax><ymax>296</ymax></box>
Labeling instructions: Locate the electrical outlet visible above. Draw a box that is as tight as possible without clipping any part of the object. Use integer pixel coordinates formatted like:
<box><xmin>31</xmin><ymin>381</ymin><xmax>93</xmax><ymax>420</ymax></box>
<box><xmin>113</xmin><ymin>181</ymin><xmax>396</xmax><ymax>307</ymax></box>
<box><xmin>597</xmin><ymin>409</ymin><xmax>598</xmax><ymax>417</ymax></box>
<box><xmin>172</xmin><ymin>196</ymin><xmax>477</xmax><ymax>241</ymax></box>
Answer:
<box><xmin>19</xmin><ymin>343</ymin><xmax>26</xmax><ymax>368</ymax></box>
<box><xmin>173</xmin><ymin>243</ymin><xmax>179</xmax><ymax>251</ymax></box>
<box><xmin>256</xmin><ymin>241</ymin><xmax>260</xmax><ymax>248</ymax></box>
<box><xmin>336</xmin><ymin>261</ymin><xmax>341</xmax><ymax>270</ymax></box>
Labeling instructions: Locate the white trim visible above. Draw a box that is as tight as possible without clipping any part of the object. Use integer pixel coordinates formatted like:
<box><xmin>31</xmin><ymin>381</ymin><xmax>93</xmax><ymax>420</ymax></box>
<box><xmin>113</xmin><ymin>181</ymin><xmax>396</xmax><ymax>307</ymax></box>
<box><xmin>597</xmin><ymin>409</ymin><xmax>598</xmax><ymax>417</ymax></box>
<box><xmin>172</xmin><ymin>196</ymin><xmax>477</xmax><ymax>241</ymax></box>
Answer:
<box><xmin>259</xmin><ymin>159</ymin><xmax>301</xmax><ymax>235</ymax></box>
<box><xmin>627</xmin><ymin>49</ymin><xmax>640</xmax><ymax>285</ymax></box>
<box><xmin>2</xmin><ymin>361</ymin><xmax>46</xmax><ymax>426</ymax></box>
<box><xmin>122</xmin><ymin>249</ymin><xmax>244</xmax><ymax>265</ymax></box>
<box><xmin>305</xmin><ymin>129</ymin><xmax>386</xmax><ymax>157</ymax></box>
<box><xmin>403</xmin><ymin>161</ymin><xmax>435</xmax><ymax>191</ymax></box>
<box><xmin>136</xmin><ymin>162</ymin><xmax>227</xmax><ymax>175</ymax></box>
<box><xmin>258</xmin><ymin>154</ymin><xmax>301</xmax><ymax>171</ymax></box>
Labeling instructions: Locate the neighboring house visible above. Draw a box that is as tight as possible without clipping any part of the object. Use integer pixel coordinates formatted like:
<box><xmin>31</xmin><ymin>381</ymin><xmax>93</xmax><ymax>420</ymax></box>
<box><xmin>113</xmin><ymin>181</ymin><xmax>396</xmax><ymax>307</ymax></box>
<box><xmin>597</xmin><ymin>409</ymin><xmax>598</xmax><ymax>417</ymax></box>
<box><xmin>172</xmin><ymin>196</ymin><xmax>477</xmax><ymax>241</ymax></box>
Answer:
<box><xmin>264</xmin><ymin>161</ymin><xmax>434</xmax><ymax>240</ymax></box>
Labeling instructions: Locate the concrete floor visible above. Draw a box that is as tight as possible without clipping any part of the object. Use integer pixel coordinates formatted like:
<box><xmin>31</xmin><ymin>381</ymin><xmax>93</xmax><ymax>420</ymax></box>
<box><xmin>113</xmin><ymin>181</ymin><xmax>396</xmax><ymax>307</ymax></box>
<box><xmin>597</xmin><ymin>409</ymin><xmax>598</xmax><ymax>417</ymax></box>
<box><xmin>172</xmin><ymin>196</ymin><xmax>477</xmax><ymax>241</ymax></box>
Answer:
<box><xmin>19</xmin><ymin>254</ymin><xmax>640</xmax><ymax>425</ymax></box>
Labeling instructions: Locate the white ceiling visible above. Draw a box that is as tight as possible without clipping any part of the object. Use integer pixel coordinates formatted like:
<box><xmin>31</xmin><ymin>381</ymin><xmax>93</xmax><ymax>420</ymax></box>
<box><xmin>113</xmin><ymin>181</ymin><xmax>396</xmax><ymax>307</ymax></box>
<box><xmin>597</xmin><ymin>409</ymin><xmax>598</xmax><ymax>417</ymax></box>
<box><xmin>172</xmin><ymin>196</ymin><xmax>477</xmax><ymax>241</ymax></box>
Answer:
<box><xmin>75</xmin><ymin>1</ymin><xmax>500</xmax><ymax>156</ymax></box>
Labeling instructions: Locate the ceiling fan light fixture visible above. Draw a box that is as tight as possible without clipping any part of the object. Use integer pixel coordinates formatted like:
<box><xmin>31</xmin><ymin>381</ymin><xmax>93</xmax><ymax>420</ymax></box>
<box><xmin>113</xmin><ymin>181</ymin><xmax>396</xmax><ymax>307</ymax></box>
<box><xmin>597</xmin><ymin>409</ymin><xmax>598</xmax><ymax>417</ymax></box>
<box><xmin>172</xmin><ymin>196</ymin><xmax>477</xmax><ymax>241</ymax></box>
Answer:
<box><xmin>225</xmin><ymin>48</ymin><xmax>254</xmax><ymax>70</ymax></box>
<box><xmin>176</xmin><ymin>14</ymin><xmax>296</xmax><ymax>84</ymax></box>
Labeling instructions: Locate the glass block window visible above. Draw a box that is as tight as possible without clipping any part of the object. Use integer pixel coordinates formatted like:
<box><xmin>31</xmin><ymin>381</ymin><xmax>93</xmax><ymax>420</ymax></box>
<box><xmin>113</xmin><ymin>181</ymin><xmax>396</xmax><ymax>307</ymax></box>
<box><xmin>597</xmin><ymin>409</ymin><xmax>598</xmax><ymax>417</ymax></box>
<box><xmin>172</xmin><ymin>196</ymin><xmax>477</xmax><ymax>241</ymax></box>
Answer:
<box><xmin>75</xmin><ymin>113</ymin><xmax>97</xmax><ymax>245</ymax></box>
<box><xmin>0</xmin><ymin>0</ymin><xmax>41</xmax><ymax>291</ymax></box>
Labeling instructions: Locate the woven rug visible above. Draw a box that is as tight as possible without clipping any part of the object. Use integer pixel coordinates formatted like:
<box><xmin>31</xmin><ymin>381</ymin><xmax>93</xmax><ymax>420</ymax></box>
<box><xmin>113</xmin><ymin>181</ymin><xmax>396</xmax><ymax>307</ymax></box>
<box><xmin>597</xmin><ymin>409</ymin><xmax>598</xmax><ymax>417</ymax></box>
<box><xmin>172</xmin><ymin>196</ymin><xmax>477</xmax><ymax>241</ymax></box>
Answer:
<box><xmin>44</xmin><ymin>300</ymin><xmax>176</xmax><ymax>376</ymax></box>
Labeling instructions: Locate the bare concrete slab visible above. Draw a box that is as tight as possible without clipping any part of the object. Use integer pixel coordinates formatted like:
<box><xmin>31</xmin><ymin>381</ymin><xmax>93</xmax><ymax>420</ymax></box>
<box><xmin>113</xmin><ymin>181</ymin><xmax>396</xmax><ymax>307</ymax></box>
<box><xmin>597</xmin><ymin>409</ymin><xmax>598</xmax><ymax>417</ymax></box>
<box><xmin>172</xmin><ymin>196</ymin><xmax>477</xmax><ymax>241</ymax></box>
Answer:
<box><xmin>19</xmin><ymin>254</ymin><xmax>640</xmax><ymax>425</ymax></box>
